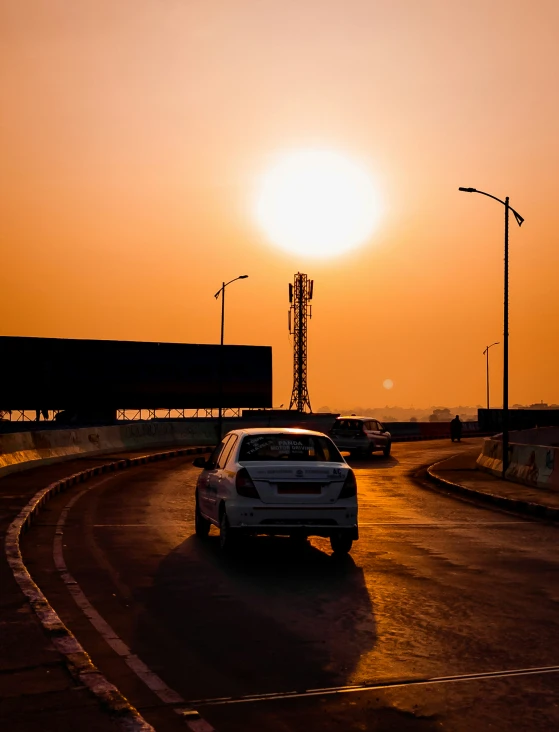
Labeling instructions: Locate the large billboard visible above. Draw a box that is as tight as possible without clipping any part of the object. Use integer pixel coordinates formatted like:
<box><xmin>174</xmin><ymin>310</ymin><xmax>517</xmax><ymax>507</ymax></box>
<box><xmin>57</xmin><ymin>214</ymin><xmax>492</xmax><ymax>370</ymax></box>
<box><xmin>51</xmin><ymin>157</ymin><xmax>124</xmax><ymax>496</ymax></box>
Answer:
<box><xmin>0</xmin><ymin>337</ymin><xmax>272</xmax><ymax>410</ymax></box>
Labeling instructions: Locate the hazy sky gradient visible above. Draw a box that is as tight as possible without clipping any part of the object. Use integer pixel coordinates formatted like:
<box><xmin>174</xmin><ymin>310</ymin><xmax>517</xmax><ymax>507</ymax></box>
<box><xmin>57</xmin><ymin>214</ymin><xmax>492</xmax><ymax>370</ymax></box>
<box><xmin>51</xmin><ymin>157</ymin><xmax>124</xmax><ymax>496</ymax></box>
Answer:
<box><xmin>2</xmin><ymin>1</ymin><xmax>558</xmax><ymax>408</ymax></box>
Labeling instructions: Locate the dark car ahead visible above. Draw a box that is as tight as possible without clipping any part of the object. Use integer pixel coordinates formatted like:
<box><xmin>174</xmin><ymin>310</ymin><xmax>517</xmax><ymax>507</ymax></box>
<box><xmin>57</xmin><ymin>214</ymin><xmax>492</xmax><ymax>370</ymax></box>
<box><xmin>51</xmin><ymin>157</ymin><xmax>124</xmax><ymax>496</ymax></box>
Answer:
<box><xmin>330</xmin><ymin>416</ymin><xmax>391</xmax><ymax>457</ymax></box>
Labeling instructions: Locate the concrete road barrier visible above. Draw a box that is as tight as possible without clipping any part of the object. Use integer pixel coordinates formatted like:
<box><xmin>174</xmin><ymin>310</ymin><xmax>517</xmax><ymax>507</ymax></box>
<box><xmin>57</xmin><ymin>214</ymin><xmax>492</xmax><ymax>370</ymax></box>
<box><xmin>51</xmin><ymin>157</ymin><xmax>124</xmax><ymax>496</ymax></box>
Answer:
<box><xmin>1</xmin><ymin>418</ymin><xmax>483</xmax><ymax>479</ymax></box>
<box><xmin>388</xmin><ymin>421</ymin><xmax>480</xmax><ymax>441</ymax></box>
<box><xmin>477</xmin><ymin>429</ymin><xmax>559</xmax><ymax>490</ymax></box>
<box><xmin>0</xmin><ymin>421</ymin><xmax>217</xmax><ymax>478</ymax></box>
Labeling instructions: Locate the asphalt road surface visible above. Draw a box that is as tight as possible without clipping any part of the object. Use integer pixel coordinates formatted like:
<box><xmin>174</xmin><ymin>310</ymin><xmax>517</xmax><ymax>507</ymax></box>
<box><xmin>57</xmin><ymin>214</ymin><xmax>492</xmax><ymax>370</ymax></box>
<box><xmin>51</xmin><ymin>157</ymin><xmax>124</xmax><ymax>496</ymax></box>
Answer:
<box><xmin>22</xmin><ymin>439</ymin><xmax>559</xmax><ymax>731</ymax></box>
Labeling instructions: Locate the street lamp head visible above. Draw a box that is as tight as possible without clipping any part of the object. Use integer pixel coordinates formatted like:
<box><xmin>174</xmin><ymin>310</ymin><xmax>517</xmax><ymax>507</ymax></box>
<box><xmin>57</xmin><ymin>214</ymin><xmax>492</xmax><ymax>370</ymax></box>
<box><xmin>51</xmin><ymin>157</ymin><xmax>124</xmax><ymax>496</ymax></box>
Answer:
<box><xmin>483</xmin><ymin>341</ymin><xmax>500</xmax><ymax>355</ymax></box>
<box><xmin>216</xmin><ymin>275</ymin><xmax>249</xmax><ymax>297</ymax></box>
<box><xmin>458</xmin><ymin>187</ymin><xmax>477</xmax><ymax>193</ymax></box>
<box><xmin>512</xmin><ymin>210</ymin><xmax>524</xmax><ymax>227</ymax></box>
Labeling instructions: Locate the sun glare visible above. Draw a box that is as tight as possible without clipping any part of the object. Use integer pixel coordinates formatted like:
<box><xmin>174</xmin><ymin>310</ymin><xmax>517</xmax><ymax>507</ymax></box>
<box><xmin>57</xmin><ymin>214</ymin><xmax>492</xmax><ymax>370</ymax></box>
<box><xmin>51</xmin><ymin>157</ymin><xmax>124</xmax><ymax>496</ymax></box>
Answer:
<box><xmin>255</xmin><ymin>150</ymin><xmax>381</xmax><ymax>258</ymax></box>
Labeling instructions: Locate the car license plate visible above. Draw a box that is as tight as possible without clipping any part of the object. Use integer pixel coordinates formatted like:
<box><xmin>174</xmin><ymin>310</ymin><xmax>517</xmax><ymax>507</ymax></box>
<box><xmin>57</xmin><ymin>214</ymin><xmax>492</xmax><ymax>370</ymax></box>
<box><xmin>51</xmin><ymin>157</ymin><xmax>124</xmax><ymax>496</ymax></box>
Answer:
<box><xmin>277</xmin><ymin>483</ymin><xmax>323</xmax><ymax>494</ymax></box>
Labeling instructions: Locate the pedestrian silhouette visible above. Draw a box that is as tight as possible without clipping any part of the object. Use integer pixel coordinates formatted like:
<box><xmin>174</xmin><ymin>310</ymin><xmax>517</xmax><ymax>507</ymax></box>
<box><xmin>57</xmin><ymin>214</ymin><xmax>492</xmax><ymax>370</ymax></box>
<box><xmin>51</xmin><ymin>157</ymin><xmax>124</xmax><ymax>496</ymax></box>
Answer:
<box><xmin>450</xmin><ymin>415</ymin><xmax>462</xmax><ymax>442</ymax></box>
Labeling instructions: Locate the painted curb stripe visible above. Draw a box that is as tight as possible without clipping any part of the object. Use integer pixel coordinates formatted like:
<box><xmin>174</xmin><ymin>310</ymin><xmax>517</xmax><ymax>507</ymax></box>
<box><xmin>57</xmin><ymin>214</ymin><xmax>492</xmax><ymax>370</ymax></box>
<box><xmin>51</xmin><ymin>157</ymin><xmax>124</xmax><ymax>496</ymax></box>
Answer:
<box><xmin>54</xmin><ymin>485</ymin><xmax>185</xmax><ymax>706</ymax></box>
<box><xmin>4</xmin><ymin>446</ymin><xmax>210</xmax><ymax>731</ymax></box>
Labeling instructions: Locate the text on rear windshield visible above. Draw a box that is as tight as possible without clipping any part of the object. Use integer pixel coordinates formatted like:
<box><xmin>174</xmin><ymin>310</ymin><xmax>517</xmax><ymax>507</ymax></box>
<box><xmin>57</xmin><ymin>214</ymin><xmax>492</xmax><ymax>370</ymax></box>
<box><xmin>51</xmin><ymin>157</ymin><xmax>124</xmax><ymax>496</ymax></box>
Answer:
<box><xmin>239</xmin><ymin>434</ymin><xmax>342</xmax><ymax>462</ymax></box>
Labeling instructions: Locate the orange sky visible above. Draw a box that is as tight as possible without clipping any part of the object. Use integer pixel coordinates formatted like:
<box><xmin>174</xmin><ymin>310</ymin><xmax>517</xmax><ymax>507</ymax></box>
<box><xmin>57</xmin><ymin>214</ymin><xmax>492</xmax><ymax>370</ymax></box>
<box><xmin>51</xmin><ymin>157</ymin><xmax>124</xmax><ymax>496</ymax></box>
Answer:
<box><xmin>2</xmin><ymin>1</ymin><xmax>559</xmax><ymax>410</ymax></box>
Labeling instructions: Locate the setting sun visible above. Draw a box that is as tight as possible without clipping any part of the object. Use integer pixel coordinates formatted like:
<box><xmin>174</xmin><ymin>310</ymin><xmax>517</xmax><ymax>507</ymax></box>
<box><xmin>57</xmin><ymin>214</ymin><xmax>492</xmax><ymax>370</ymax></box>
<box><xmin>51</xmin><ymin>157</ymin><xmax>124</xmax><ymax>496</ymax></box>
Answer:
<box><xmin>255</xmin><ymin>150</ymin><xmax>381</xmax><ymax>258</ymax></box>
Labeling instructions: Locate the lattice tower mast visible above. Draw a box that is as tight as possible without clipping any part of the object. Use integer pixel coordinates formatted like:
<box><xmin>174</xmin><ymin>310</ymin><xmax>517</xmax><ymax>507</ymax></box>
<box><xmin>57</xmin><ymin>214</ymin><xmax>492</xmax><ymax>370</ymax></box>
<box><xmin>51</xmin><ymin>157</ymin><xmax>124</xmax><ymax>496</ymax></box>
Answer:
<box><xmin>288</xmin><ymin>272</ymin><xmax>313</xmax><ymax>412</ymax></box>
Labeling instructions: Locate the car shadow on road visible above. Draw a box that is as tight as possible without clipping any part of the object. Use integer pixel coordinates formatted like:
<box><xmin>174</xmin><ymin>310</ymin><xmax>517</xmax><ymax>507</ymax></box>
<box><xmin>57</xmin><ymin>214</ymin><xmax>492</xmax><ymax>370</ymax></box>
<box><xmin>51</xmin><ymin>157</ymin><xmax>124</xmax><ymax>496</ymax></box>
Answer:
<box><xmin>134</xmin><ymin>533</ymin><xmax>377</xmax><ymax>701</ymax></box>
<box><xmin>345</xmin><ymin>454</ymin><xmax>400</xmax><ymax>470</ymax></box>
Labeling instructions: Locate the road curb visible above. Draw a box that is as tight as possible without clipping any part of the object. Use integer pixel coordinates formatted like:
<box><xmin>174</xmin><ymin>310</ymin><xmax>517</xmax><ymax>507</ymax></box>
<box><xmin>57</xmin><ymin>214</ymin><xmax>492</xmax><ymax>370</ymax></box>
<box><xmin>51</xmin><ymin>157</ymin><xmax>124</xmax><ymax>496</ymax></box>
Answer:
<box><xmin>4</xmin><ymin>446</ymin><xmax>209</xmax><ymax>731</ymax></box>
<box><xmin>425</xmin><ymin>459</ymin><xmax>559</xmax><ymax>522</ymax></box>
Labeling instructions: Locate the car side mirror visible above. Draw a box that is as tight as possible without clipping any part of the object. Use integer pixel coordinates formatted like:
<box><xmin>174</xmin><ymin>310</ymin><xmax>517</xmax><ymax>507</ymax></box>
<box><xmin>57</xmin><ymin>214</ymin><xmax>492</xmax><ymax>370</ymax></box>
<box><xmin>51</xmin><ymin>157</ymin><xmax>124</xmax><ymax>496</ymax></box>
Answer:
<box><xmin>193</xmin><ymin>456</ymin><xmax>208</xmax><ymax>469</ymax></box>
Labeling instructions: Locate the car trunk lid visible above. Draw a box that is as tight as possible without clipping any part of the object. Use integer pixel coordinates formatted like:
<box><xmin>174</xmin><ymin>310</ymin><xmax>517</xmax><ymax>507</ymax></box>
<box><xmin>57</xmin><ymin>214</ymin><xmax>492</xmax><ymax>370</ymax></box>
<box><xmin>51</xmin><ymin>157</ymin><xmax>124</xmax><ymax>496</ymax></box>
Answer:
<box><xmin>240</xmin><ymin>462</ymin><xmax>347</xmax><ymax>504</ymax></box>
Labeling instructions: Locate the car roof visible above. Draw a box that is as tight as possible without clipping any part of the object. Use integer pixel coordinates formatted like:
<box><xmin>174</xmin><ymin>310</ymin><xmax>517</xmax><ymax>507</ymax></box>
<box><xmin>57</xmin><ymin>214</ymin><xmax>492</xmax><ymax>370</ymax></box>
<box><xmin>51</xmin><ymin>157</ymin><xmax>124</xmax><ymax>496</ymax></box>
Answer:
<box><xmin>336</xmin><ymin>415</ymin><xmax>373</xmax><ymax>421</ymax></box>
<box><xmin>224</xmin><ymin>427</ymin><xmax>330</xmax><ymax>438</ymax></box>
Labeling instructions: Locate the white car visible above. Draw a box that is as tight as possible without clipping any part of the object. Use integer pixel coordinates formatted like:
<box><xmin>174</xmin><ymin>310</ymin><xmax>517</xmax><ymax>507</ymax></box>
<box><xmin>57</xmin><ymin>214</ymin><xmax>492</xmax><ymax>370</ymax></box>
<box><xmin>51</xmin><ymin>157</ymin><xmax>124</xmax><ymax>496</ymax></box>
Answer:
<box><xmin>193</xmin><ymin>428</ymin><xmax>358</xmax><ymax>554</ymax></box>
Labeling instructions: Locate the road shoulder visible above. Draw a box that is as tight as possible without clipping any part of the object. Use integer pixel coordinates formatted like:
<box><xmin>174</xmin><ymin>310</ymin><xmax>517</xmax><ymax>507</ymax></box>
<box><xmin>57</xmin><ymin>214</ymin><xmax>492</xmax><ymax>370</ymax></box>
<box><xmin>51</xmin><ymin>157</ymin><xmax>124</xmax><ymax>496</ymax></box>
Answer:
<box><xmin>1</xmin><ymin>448</ymin><xmax>208</xmax><ymax>731</ymax></box>
<box><xmin>424</xmin><ymin>448</ymin><xmax>559</xmax><ymax>520</ymax></box>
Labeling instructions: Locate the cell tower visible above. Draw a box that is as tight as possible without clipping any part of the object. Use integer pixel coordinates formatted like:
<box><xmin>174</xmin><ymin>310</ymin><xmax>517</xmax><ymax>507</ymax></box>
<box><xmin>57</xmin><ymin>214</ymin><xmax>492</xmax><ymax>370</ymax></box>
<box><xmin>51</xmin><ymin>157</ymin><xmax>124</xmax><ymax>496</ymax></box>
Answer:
<box><xmin>288</xmin><ymin>272</ymin><xmax>314</xmax><ymax>412</ymax></box>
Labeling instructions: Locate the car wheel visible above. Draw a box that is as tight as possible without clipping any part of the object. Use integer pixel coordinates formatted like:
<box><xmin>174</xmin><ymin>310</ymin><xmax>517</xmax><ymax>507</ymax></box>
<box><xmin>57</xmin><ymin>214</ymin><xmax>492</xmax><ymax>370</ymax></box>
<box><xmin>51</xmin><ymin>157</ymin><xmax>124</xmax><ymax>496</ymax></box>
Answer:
<box><xmin>383</xmin><ymin>442</ymin><xmax>391</xmax><ymax>457</ymax></box>
<box><xmin>195</xmin><ymin>496</ymin><xmax>211</xmax><ymax>538</ymax></box>
<box><xmin>330</xmin><ymin>533</ymin><xmax>353</xmax><ymax>555</ymax></box>
<box><xmin>219</xmin><ymin>510</ymin><xmax>237</xmax><ymax>552</ymax></box>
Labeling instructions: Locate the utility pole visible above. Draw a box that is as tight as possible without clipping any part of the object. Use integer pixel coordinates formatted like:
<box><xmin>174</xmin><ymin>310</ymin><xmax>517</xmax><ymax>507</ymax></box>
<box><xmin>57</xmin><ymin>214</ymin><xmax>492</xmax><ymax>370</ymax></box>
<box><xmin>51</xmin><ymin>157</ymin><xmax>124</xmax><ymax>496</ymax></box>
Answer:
<box><xmin>503</xmin><ymin>197</ymin><xmax>510</xmax><ymax>477</ymax></box>
<box><xmin>288</xmin><ymin>273</ymin><xmax>313</xmax><ymax>412</ymax></box>
<box><xmin>483</xmin><ymin>342</ymin><xmax>499</xmax><ymax>410</ymax></box>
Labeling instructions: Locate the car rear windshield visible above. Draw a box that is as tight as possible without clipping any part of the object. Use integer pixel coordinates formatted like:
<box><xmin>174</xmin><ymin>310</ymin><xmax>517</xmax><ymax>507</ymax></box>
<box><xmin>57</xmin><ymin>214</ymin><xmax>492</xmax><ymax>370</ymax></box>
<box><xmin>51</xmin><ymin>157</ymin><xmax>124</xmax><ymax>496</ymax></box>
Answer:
<box><xmin>239</xmin><ymin>434</ymin><xmax>343</xmax><ymax>462</ymax></box>
<box><xmin>333</xmin><ymin>419</ymin><xmax>364</xmax><ymax>431</ymax></box>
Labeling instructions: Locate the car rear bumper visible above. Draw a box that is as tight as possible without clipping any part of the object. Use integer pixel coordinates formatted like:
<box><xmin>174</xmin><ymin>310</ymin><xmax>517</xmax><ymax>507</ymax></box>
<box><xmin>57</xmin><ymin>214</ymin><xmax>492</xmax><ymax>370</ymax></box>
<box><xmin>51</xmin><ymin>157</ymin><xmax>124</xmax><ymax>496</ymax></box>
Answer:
<box><xmin>226</xmin><ymin>500</ymin><xmax>358</xmax><ymax>538</ymax></box>
<box><xmin>332</xmin><ymin>439</ymin><xmax>369</xmax><ymax>451</ymax></box>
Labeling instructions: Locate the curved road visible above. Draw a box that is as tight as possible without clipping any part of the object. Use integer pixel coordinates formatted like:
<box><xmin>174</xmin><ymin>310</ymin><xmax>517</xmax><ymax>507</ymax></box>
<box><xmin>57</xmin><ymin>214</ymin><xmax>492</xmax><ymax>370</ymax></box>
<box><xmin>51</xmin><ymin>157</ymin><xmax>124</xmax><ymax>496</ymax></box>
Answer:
<box><xmin>22</xmin><ymin>439</ymin><xmax>559</xmax><ymax>731</ymax></box>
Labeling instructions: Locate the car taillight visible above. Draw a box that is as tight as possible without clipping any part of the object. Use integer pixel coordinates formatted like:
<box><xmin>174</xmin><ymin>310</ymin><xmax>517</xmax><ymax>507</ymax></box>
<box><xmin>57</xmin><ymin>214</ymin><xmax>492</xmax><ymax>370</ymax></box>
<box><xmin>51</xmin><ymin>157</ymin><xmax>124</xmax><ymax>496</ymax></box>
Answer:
<box><xmin>338</xmin><ymin>470</ymin><xmax>357</xmax><ymax>498</ymax></box>
<box><xmin>236</xmin><ymin>468</ymin><xmax>260</xmax><ymax>498</ymax></box>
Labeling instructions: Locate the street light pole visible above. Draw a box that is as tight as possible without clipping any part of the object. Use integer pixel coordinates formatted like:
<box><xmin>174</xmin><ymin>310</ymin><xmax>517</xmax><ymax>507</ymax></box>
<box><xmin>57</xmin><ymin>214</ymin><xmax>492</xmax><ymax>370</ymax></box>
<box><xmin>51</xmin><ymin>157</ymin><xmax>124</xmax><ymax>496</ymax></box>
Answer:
<box><xmin>220</xmin><ymin>281</ymin><xmax>225</xmax><ymax>348</ymax></box>
<box><xmin>503</xmin><ymin>197</ymin><xmax>510</xmax><ymax>478</ymax></box>
<box><xmin>459</xmin><ymin>187</ymin><xmax>523</xmax><ymax>478</ymax></box>
<box><xmin>483</xmin><ymin>342</ymin><xmax>500</xmax><ymax>409</ymax></box>
<box><xmin>214</xmin><ymin>275</ymin><xmax>248</xmax><ymax>441</ymax></box>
